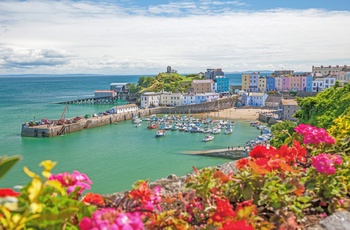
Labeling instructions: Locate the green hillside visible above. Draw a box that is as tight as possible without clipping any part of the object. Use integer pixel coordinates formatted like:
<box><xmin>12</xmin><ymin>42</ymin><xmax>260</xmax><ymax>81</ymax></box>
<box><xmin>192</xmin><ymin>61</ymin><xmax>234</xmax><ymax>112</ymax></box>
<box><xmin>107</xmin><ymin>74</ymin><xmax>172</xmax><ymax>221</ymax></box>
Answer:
<box><xmin>127</xmin><ymin>73</ymin><xmax>203</xmax><ymax>95</ymax></box>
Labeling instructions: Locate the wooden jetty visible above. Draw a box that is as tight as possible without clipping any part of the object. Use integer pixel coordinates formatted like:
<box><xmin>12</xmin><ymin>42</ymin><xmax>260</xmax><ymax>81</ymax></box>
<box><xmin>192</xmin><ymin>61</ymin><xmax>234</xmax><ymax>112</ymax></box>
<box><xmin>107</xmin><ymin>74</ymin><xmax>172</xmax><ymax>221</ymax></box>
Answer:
<box><xmin>183</xmin><ymin>147</ymin><xmax>248</xmax><ymax>160</ymax></box>
<box><xmin>56</xmin><ymin>96</ymin><xmax>118</xmax><ymax>105</ymax></box>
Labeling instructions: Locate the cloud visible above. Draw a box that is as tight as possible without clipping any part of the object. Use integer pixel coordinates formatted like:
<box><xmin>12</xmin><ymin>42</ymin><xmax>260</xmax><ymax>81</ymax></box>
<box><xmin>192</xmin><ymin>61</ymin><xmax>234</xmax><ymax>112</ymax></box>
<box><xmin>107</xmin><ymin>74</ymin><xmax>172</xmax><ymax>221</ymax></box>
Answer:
<box><xmin>0</xmin><ymin>47</ymin><xmax>72</xmax><ymax>69</ymax></box>
<box><xmin>0</xmin><ymin>0</ymin><xmax>349</xmax><ymax>74</ymax></box>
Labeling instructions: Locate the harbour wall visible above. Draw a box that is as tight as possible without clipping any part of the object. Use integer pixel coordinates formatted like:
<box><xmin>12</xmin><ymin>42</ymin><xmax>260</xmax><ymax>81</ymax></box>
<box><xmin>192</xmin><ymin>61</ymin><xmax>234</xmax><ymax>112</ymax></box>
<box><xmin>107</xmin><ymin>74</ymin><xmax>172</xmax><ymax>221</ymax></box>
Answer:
<box><xmin>21</xmin><ymin>97</ymin><xmax>237</xmax><ymax>138</ymax></box>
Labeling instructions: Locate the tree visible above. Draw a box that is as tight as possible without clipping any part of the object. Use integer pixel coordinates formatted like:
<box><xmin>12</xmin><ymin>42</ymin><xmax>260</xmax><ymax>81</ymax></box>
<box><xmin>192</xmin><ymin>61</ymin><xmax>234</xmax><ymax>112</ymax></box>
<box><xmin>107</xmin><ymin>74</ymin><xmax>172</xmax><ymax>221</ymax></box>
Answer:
<box><xmin>295</xmin><ymin>84</ymin><xmax>350</xmax><ymax>129</ymax></box>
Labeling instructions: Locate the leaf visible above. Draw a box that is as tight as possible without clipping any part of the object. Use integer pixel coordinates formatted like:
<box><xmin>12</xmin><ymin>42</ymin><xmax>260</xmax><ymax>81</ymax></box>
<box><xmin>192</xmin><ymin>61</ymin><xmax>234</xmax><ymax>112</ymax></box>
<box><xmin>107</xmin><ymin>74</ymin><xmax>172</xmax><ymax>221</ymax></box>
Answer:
<box><xmin>236</xmin><ymin>205</ymin><xmax>256</xmax><ymax>219</ymax></box>
<box><xmin>0</xmin><ymin>155</ymin><xmax>21</xmax><ymax>179</ymax></box>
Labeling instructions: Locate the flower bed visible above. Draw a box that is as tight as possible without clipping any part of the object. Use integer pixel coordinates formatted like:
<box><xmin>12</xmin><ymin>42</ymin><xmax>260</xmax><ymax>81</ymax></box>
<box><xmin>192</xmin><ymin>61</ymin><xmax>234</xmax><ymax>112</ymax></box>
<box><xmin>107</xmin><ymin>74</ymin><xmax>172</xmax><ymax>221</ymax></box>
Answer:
<box><xmin>1</xmin><ymin>123</ymin><xmax>350</xmax><ymax>229</ymax></box>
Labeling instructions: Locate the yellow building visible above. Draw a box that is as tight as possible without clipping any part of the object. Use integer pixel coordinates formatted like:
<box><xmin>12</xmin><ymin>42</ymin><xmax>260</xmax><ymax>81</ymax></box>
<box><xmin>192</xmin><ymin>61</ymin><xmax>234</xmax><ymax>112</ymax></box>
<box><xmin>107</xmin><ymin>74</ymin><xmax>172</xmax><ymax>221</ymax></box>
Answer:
<box><xmin>242</xmin><ymin>74</ymin><xmax>250</xmax><ymax>91</ymax></box>
<box><xmin>258</xmin><ymin>77</ymin><xmax>266</xmax><ymax>92</ymax></box>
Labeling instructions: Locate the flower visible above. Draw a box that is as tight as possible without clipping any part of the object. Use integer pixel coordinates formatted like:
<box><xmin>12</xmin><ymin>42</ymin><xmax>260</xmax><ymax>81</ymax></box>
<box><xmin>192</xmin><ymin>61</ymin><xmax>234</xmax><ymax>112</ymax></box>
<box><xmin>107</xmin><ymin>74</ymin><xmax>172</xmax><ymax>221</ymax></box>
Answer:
<box><xmin>129</xmin><ymin>181</ymin><xmax>162</xmax><ymax>212</ymax></box>
<box><xmin>0</xmin><ymin>188</ymin><xmax>20</xmax><ymax>197</ymax></box>
<box><xmin>211</xmin><ymin>197</ymin><xmax>236</xmax><ymax>222</ymax></box>
<box><xmin>236</xmin><ymin>158</ymin><xmax>249</xmax><ymax>170</ymax></box>
<box><xmin>82</xmin><ymin>193</ymin><xmax>105</xmax><ymax>205</ymax></box>
<box><xmin>294</xmin><ymin>124</ymin><xmax>335</xmax><ymax>145</ymax></box>
<box><xmin>49</xmin><ymin>170</ymin><xmax>92</xmax><ymax>194</ymax></box>
<box><xmin>79</xmin><ymin>208</ymin><xmax>144</xmax><ymax>230</ymax></box>
<box><xmin>311</xmin><ymin>154</ymin><xmax>342</xmax><ymax>175</ymax></box>
<box><xmin>220</xmin><ymin>219</ymin><xmax>254</xmax><ymax>230</ymax></box>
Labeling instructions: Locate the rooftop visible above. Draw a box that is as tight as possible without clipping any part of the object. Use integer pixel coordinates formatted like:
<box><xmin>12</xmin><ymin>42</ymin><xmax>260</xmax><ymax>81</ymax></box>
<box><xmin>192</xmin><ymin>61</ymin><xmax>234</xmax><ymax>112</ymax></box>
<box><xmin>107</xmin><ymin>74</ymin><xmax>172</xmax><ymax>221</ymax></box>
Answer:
<box><xmin>281</xmin><ymin>99</ymin><xmax>298</xmax><ymax>106</ymax></box>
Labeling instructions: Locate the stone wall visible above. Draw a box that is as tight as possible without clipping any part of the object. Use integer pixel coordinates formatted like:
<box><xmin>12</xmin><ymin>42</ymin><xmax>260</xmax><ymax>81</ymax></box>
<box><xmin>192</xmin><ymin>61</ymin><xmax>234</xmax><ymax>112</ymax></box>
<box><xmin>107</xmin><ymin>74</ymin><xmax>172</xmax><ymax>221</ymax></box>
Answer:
<box><xmin>21</xmin><ymin>97</ymin><xmax>237</xmax><ymax>138</ymax></box>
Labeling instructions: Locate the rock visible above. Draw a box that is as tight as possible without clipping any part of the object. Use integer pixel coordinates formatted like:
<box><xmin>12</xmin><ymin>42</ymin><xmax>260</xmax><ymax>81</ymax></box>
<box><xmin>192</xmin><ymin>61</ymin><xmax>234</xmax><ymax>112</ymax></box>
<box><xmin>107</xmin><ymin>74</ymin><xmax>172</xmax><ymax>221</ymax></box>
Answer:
<box><xmin>167</xmin><ymin>174</ymin><xmax>178</xmax><ymax>181</ymax></box>
<box><xmin>319</xmin><ymin>211</ymin><xmax>350</xmax><ymax>230</ymax></box>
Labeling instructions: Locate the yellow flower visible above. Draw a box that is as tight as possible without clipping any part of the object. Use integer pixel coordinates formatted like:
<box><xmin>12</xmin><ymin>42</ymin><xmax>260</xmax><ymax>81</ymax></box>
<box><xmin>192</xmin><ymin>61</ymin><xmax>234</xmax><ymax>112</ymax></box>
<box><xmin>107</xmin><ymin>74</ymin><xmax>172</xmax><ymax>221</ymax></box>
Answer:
<box><xmin>39</xmin><ymin>160</ymin><xmax>57</xmax><ymax>178</ymax></box>
<box><xmin>27</xmin><ymin>178</ymin><xmax>42</xmax><ymax>202</ymax></box>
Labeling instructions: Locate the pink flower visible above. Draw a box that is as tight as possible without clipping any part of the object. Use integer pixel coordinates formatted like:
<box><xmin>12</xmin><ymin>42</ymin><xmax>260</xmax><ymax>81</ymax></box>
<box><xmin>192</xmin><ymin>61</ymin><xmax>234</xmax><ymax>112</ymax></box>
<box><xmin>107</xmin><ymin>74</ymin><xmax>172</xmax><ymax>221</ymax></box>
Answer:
<box><xmin>294</xmin><ymin>124</ymin><xmax>335</xmax><ymax>145</ymax></box>
<box><xmin>49</xmin><ymin>170</ymin><xmax>92</xmax><ymax>194</ymax></box>
<box><xmin>311</xmin><ymin>154</ymin><xmax>342</xmax><ymax>175</ymax></box>
<box><xmin>79</xmin><ymin>208</ymin><xmax>144</xmax><ymax>230</ymax></box>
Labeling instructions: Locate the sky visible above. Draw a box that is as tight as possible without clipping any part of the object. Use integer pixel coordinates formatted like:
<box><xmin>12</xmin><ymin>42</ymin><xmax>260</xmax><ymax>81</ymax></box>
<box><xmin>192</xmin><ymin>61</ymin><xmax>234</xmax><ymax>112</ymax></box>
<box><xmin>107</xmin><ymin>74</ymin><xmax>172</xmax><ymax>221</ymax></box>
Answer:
<box><xmin>0</xmin><ymin>0</ymin><xmax>350</xmax><ymax>75</ymax></box>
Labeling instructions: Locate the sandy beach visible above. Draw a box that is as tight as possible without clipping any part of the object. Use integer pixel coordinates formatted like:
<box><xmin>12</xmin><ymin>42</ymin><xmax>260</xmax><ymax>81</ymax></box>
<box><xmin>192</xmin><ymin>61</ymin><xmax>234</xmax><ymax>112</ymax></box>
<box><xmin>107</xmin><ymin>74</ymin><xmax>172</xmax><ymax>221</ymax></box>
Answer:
<box><xmin>197</xmin><ymin>107</ymin><xmax>276</xmax><ymax>121</ymax></box>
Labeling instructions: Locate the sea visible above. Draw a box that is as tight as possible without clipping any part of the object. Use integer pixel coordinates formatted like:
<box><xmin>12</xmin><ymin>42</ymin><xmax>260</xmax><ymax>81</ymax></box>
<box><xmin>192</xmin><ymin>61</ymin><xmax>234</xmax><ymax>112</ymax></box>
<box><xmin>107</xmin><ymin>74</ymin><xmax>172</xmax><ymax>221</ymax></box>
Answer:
<box><xmin>0</xmin><ymin>73</ymin><xmax>261</xmax><ymax>194</ymax></box>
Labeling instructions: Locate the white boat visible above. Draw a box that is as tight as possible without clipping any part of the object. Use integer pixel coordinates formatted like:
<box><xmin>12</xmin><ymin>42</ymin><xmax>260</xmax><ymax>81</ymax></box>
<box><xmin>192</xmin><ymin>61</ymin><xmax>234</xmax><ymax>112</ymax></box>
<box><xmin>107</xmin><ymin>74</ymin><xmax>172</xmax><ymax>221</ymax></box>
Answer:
<box><xmin>203</xmin><ymin>135</ymin><xmax>214</xmax><ymax>142</ymax></box>
<box><xmin>155</xmin><ymin>129</ymin><xmax>166</xmax><ymax>138</ymax></box>
<box><xmin>211</xmin><ymin>128</ymin><xmax>221</xmax><ymax>134</ymax></box>
<box><xmin>135</xmin><ymin>123</ymin><xmax>141</xmax><ymax>127</ymax></box>
<box><xmin>224</xmin><ymin>128</ymin><xmax>233</xmax><ymax>135</ymax></box>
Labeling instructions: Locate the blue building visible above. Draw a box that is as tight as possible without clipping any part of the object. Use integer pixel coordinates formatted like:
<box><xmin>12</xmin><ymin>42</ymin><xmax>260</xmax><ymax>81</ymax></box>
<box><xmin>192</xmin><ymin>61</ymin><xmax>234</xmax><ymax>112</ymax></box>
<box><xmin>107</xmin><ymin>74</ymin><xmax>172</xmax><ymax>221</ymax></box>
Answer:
<box><xmin>305</xmin><ymin>76</ymin><xmax>313</xmax><ymax>92</ymax></box>
<box><xmin>266</xmin><ymin>76</ymin><xmax>275</xmax><ymax>92</ymax></box>
<box><xmin>215</xmin><ymin>76</ymin><xmax>229</xmax><ymax>93</ymax></box>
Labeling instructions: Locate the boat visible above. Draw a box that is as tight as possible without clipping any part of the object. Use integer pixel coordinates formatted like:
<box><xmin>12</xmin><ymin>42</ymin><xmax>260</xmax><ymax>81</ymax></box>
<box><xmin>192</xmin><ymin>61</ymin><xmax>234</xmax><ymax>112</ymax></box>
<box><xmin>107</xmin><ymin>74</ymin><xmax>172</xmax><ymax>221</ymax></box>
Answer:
<box><xmin>202</xmin><ymin>135</ymin><xmax>214</xmax><ymax>142</ymax></box>
<box><xmin>155</xmin><ymin>129</ymin><xmax>166</xmax><ymax>138</ymax></box>
<box><xmin>211</xmin><ymin>128</ymin><xmax>221</xmax><ymax>134</ymax></box>
<box><xmin>224</xmin><ymin>128</ymin><xmax>233</xmax><ymax>135</ymax></box>
<box><xmin>147</xmin><ymin>123</ymin><xmax>159</xmax><ymax>129</ymax></box>
<box><xmin>135</xmin><ymin>123</ymin><xmax>141</xmax><ymax>128</ymax></box>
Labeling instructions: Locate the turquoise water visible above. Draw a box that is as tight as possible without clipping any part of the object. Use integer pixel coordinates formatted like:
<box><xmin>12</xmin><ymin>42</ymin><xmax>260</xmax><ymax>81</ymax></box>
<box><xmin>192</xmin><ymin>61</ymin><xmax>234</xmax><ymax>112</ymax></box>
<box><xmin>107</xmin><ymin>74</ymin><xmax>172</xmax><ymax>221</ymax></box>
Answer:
<box><xmin>0</xmin><ymin>74</ymin><xmax>260</xmax><ymax>194</ymax></box>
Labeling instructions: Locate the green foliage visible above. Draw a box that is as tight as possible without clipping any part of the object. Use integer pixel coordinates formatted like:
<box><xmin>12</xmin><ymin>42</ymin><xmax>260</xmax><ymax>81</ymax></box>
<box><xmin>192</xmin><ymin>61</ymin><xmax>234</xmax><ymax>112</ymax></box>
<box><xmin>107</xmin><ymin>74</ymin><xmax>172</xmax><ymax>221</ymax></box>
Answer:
<box><xmin>132</xmin><ymin>72</ymin><xmax>199</xmax><ymax>94</ymax></box>
<box><xmin>295</xmin><ymin>84</ymin><xmax>350</xmax><ymax>129</ymax></box>
<box><xmin>270</xmin><ymin>121</ymin><xmax>297</xmax><ymax>147</ymax></box>
<box><xmin>0</xmin><ymin>155</ymin><xmax>21</xmax><ymax>179</ymax></box>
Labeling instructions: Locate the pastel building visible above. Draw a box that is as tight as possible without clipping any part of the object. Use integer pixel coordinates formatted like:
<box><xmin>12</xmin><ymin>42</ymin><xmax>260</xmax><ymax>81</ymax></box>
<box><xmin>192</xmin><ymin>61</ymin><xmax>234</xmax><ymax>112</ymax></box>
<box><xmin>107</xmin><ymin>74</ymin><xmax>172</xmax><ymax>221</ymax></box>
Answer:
<box><xmin>241</xmin><ymin>92</ymin><xmax>268</xmax><ymax>107</ymax></box>
<box><xmin>195</xmin><ymin>93</ymin><xmax>219</xmax><ymax>104</ymax></box>
<box><xmin>301</xmin><ymin>76</ymin><xmax>314</xmax><ymax>92</ymax></box>
<box><xmin>258</xmin><ymin>77</ymin><xmax>266</xmax><ymax>92</ymax></box>
<box><xmin>215</xmin><ymin>76</ymin><xmax>230</xmax><ymax>93</ymax></box>
<box><xmin>140</xmin><ymin>92</ymin><xmax>162</xmax><ymax>108</ymax></box>
<box><xmin>249</xmin><ymin>72</ymin><xmax>260</xmax><ymax>92</ymax></box>
<box><xmin>182</xmin><ymin>93</ymin><xmax>196</xmax><ymax>105</ymax></box>
<box><xmin>160</xmin><ymin>93</ymin><xmax>182</xmax><ymax>106</ymax></box>
<box><xmin>266</xmin><ymin>76</ymin><xmax>275</xmax><ymax>92</ymax></box>
<box><xmin>242</xmin><ymin>74</ymin><xmax>251</xmax><ymax>91</ymax></box>
<box><xmin>289</xmin><ymin>76</ymin><xmax>302</xmax><ymax>91</ymax></box>
<box><xmin>275</xmin><ymin>76</ymin><xmax>283</xmax><ymax>91</ymax></box>
<box><xmin>282</xmin><ymin>76</ymin><xmax>290</xmax><ymax>91</ymax></box>
<box><xmin>192</xmin><ymin>79</ymin><xmax>214</xmax><ymax>93</ymax></box>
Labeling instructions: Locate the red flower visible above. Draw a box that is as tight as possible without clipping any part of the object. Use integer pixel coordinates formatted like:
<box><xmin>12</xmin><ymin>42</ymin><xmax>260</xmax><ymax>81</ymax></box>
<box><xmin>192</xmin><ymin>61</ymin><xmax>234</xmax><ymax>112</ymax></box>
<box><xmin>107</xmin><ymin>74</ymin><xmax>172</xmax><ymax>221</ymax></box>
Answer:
<box><xmin>82</xmin><ymin>193</ymin><xmax>105</xmax><ymax>205</ymax></box>
<box><xmin>236</xmin><ymin>158</ymin><xmax>249</xmax><ymax>170</ymax></box>
<box><xmin>211</xmin><ymin>197</ymin><xmax>236</xmax><ymax>222</ymax></box>
<box><xmin>221</xmin><ymin>219</ymin><xmax>254</xmax><ymax>230</ymax></box>
<box><xmin>0</xmin><ymin>188</ymin><xmax>20</xmax><ymax>197</ymax></box>
<box><xmin>249</xmin><ymin>145</ymin><xmax>270</xmax><ymax>159</ymax></box>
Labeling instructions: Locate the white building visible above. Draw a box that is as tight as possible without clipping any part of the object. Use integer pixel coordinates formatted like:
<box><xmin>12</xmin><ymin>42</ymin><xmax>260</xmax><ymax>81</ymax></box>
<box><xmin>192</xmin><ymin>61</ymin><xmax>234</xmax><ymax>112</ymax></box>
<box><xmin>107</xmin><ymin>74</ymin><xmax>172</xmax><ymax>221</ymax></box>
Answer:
<box><xmin>242</xmin><ymin>92</ymin><xmax>268</xmax><ymax>107</ymax></box>
<box><xmin>159</xmin><ymin>93</ymin><xmax>182</xmax><ymax>106</ymax></box>
<box><xmin>140</xmin><ymin>92</ymin><xmax>162</xmax><ymax>108</ymax></box>
<box><xmin>312</xmin><ymin>77</ymin><xmax>336</xmax><ymax>92</ymax></box>
<box><xmin>94</xmin><ymin>90</ymin><xmax>117</xmax><ymax>98</ymax></box>
<box><xmin>312</xmin><ymin>65</ymin><xmax>348</xmax><ymax>76</ymax></box>
<box><xmin>110</xmin><ymin>104</ymin><xmax>138</xmax><ymax>114</ymax></box>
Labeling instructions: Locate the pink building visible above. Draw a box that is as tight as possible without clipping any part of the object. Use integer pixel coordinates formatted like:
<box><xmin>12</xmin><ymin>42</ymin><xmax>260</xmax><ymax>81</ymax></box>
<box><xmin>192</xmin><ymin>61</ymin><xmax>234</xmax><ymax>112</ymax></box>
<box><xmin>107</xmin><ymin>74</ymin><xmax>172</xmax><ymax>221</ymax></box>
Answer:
<box><xmin>282</xmin><ymin>76</ymin><xmax>289</xmax><ymax>91</ymax></box>
<box><xmin>289</xmin><ymin>76</ymin><xmax>302</xmax><ymax>91</ymax></box>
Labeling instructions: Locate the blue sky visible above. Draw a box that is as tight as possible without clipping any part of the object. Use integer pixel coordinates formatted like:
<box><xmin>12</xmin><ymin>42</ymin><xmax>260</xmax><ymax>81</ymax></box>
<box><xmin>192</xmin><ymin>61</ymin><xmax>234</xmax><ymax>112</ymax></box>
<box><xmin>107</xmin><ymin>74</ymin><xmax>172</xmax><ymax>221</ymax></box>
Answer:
<box><xmin>0</xmin><ymin>0</ymin><xmax>349</xmax><ymax>74</ymax></box>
